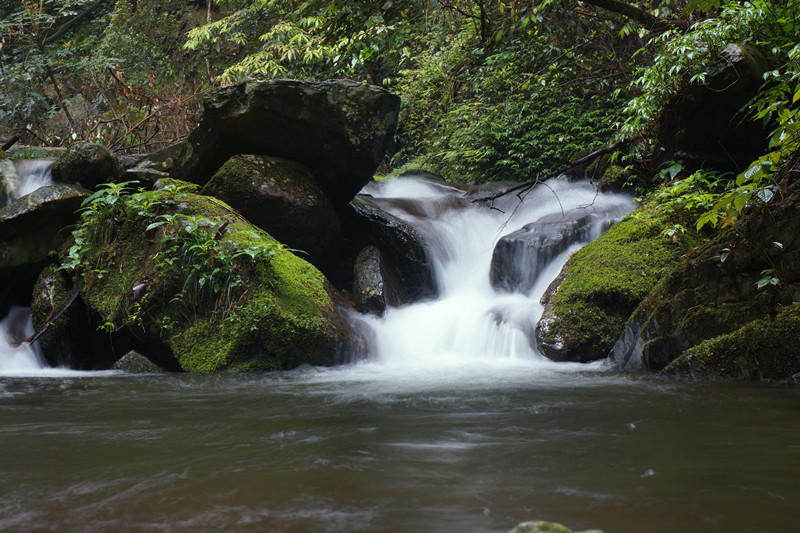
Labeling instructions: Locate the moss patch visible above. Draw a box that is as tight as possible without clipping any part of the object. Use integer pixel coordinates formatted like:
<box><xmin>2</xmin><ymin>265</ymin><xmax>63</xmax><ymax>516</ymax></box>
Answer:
<box><xmin>71</xmin><ymin>188</ymin><xmax>347</xmax><ymax>372</ymax></box>
<box><xmin>538</xmin><ymin>204</ymin><xmax>705</xmax><ymax>362</ymax></box>
<box><xmin>664</xmin><ymin>303</ymin><xmax>800</xmax><ymax>380</ymax></box>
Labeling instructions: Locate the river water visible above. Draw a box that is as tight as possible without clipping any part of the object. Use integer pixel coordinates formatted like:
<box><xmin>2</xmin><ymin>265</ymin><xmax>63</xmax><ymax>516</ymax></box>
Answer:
<box><xmin>1</xmin><ymin>175</ymin><xmax>798</xmax><ymax>532</ymax></box>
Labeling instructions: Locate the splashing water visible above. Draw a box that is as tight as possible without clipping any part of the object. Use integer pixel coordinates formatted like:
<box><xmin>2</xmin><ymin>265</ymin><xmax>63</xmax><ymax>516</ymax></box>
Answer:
<box><xmin>13</xmin><ymin>159</ymin><xmax>56</xmax><ymax>198</ymax></box>
<box><xmin>0</xmin><ymin>306</ymin><xmax>46</xmax><ymax>374</ymax></box>
<box><xmin>354</xmin><ymin>175</ymin><xmax>634</xmax><ymax>376</ymax></box>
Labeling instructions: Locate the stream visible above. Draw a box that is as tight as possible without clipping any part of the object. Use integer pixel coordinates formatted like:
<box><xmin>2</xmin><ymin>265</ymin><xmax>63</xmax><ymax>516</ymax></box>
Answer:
<box><xmin>1</xmin><ymin>172</ymin><xmax>798</xmax><ymax>532</ymax></box>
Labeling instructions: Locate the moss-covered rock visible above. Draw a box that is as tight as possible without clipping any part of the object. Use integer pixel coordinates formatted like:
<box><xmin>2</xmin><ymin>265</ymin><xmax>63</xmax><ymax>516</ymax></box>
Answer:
<box><xmin>201</xmin><ymin>154</ymin><xmax>340</xmax><ymax>260</ymax></box>
<box><xmin>71</xmin><ymin>187</ymin><xmax>350</xmax><ymax>372</ymax></box>
<box><xmin>112</xmin><ymin>351</ymin><xmax>168</xmax><ymax>373</ymax></box>
<box><xmin>535</xmin><ymin>204</ymin><xmax>702</xmax><ymax>362</ymax></box>
<box><xmin>611</xmin><ymin>181</ymin><xmax>800</xmax><ymax>379</ymax></box>
<box><xmin>170</xmin><ymin>77</ymin><xmax>401</xmax><ymax>210</ymax></box>
<box><xmin>663</xmin><ymin>303</ymin><xmax>800</xmax><ymax>380</ymax></box>
<box><xmin>52</xmin><ymin>141</ymin><xmax>123</xmax><ymax>189</ymax></box>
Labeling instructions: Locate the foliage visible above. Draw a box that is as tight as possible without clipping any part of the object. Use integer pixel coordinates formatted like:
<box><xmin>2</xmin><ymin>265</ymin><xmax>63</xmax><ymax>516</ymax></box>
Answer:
<box><xmin>61</xmin><ymin>181</ymin><xmax>283</xmax><ymax>324</ymax></box>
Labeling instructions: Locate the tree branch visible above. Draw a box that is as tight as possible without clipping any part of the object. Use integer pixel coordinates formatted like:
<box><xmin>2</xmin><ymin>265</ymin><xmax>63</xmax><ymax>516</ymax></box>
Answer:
<box><xmin>471</xmin><ymin>141</ymin><xmax>625</xmax><ymax>204</ymax></box>
<box><xmin>43</xmin><ymin>0</ymin><xmax>106</xmax><ymax>45</ymax></box>
<box><xmin>579</xmin><ymin>0</ymin><xmax>688</xmax><ymax>32</ymax></box>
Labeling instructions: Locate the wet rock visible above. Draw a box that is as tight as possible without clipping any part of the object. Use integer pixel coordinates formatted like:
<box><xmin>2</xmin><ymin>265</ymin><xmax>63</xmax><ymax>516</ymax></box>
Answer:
<box><xmin>611</xmin><ymin>182</ymin><xmax>800</xmax><ymax>380</ymax></box>
<box><xmin>658</xmin><ymin>43</ymin><xmax>771</xmax><ymax>171</ymax></box>
<box><xmin>170</xmin><ymin>76</ymin><xmax>401</xmax><ymax>210</ymax></box>
<box><xmin>490</xmin><ymin>208</ymin><xmax>608</xmax><ymax>294</ymax></box>
<box><xmin>5</xmin><ymin>145</ymin><xmax>65</xmax><ymax>160</ymax></box>
<box><xmin>353</xmin><ymin>245</ymin><xmax>390</xmax><ymax>314</ymax></box>
<box><xmin>534</xmin><ymin>206</ymin><xmax>698</xmax><ymax>363</ymax></box>
<box><xmin>201</xmin><ymin>154</ymin><xmax>340</xmax><ymax>260</ymax></box>
<box><xmin>52</xmin><ymin>141</ymin><xmax>123</xmax><ymax>189</ymax></box>
<box><xmin>30</xmin><ymin>265</ymin><xmax>108</xmax><ymax>369</ymax></box>
<box><xmin>348</xmin><ymin>195</ymin><xmax>436</xmax><ymax>303</ymax></box>
<box><xmin>111</xmin><ymin>351</ymin><xmax>167</xmax><ymax>373</ymax></box>
<box><xmin>0</xmin><ymin>185</ymin><xmax>88</xmax><ymax>280</ymax></box>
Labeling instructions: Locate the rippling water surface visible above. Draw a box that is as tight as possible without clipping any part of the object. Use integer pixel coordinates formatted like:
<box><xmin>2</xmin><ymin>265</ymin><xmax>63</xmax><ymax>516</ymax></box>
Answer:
<box><xmin>1</xmin><ymin>365</ymin><xmax>798</xmax><ymax>533</ymax></box>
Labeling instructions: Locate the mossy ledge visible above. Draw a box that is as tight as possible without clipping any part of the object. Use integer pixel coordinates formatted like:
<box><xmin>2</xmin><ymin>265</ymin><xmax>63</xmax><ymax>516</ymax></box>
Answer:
<box><xmin>535</xmin><ymin>203</ymin><xmax>704</xmax><ymax>362</ymax></box>
<box><xmin>71</xmin><ymin>187</ymin><xmax>350</xmax><ymax>372</ymax></box>
<box><xmin>663</xmin><ymin>303</ymin><xmax>800</xmax><ymax>381</ymax></box>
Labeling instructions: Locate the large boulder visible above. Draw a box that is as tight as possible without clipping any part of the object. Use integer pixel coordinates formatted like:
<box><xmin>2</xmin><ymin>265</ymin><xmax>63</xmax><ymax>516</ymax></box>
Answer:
<box><xmin>348</xmin><ymin>195</ymin><xmax>436</xmax><ymax>303</ymax></box>
<box><xmin>0</xmin><ymin>185</ymin><xmax>88</xmax><ymax>281</ymax></box>
<box><xmin>610</xmin><ymin>181</ymin><xmax>800</xmax><ymax>380</ymax></box>
<box><xmin>69</xmin><ymin>186</ymin><xmax>351</xmax><ymax>372</ymax></box>
<box><xmin>534</xmin><ymin>205</ymin><xmax>701</xmax><ymax>363</ymax></box>
<box><xmin>51</xmin><ymin>142</ymin><xmax>123</xmax><ymax>189</ymax></box>
<box><xmin>201</xmin><ymin>154</ymin><xmax>340</xmax><ymax>260</ymax></box>
<box><xmin>658</xmin><ymin>43</ymin><xmax>771</xmax><ymax>171</ymax></box>
<box><xmin>170</xmin><ymin>76</ymin><xmax>401</xmax><ymax>209</ymax></box>
<box><xmin>30</xmin><ymin>264</ymin><xmax>113</xmax><ymax>369</ymax></box>
<box><xmin>490</xmin><ymin>209</ymin><xmax>610</xmax><ymax>294</ymax></box>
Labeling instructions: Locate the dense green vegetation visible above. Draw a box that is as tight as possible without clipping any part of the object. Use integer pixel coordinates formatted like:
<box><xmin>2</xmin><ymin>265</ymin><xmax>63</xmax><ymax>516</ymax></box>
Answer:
<box><xmin>1</xmin><ymin>0</ymin><xmax>798</xmax><ymax>222</ymax></box>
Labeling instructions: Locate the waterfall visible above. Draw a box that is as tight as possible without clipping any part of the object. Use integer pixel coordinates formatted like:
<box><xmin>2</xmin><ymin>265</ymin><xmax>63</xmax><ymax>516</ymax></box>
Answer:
<box><xmin>355</xmin><ymin>175</ymin><xmax>634</xmax><ymax>371</ymax></box>
<box><xmin>0</xmin><ymin>306</ymin><xmax>45</xmax><ymax>373</ymax></box>
<box><xmin>0</xmin><ymin>159</ymin><xmax>56</xmax><ymax>373</ymax></box>
<box><xmin>0</xmin><ymin>158</ymin><xmax>56</xmax><ymax>205</ymax></box>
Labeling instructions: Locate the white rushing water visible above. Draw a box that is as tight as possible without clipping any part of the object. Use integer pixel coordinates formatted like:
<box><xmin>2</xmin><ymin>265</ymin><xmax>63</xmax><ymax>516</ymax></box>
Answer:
<box><xmin>12</xmin><ymin>159</ymin><xmax>56</xmax><ymax>198</ymax></box>
<box><xmin>0</xmin><ymin>306</ymin><xmax>46</xmax><ymax>374</ymax></box>
<box><xmin>352</xmin><ymin>175</ymin><xmax>634</xmax><ymax>380</ymax></box>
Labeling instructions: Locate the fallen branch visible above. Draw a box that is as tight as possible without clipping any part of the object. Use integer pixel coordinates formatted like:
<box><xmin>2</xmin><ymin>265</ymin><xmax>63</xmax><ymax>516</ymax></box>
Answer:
<box><xmin>21</xmin><ymin>281</ymin><xmax>82</xmax><ymax>348</ymax></box>
<box><xmin>1</xmin><ymin>135</ymin><xmax>20</xmax><ymax>151</ymax></box>
<box><xmin>471</xmin><ymin>141</ymin><xmax>624</xmax><ymax>204</ymax></box>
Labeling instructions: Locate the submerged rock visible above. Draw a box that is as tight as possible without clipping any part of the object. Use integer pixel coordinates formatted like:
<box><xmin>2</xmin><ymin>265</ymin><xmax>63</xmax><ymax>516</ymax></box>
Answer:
<box><xmin>71</xmin><ymin>188</ymin><xmax>350</xmax><ymax>372</ymax></box>
<box><xmin>201</xmin><ymin>154</ymin><xmax>340</xmax><ymax>260</ymax></box>
<box><xmin>508</xmin><ymin>521</ymin><xmax>603</xmax><ymax>533</ymax></box>
<box><xmin>348</xmin><ymin>195</ymin><xmax>436</xmax><ymax>303</ymax></box>
<box><xmin>170</xmin><ymin>76</ymin><xmax>401</xmax><ymax>209</ymax></box>
<box><xmin>52</xmin><ymin>141</ymin><xmax>123</xmax><ymax>189</ymax></box>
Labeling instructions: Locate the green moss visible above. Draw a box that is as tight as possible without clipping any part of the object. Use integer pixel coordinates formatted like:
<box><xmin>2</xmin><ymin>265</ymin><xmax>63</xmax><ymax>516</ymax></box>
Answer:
<box><xmin>665</xmin><ymin>303</ymin><xmax>800</xmax><ymax>380</ymax></box>
<box><xmin>71</xmin><ymin>188</ymin><xmax>345</xmax><ymax>372</ymax></box>
<box><xmin>540</xmin><ymin>204</ymin><xmax>704</xmax><ymax>360</ymax></box>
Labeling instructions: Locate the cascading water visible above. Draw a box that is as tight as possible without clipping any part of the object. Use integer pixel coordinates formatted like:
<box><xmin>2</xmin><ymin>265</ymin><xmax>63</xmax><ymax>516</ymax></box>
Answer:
<box><xmin>0</xmin><ymin>159</ymin><xmax>56</xmax><ymax>374</ymax></box>
<box><xmin>0</xmin><ymin>306</ymin><xmax>45</xmax><ymax>373</ymax></box>
<box><xmin>0</xmin><ymin>158</ymin><xmax>56</xmax><ymax>205</ymax></box>
<box><xmin>354</xmin><ymin>175</ymin><xmax>634</xmax><ymax>374</ymax></box>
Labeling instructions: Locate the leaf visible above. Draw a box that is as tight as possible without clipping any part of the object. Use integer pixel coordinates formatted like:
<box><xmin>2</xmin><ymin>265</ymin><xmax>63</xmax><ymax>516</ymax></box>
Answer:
<box><xmin>756</xmin><ymin>188</ymin><xmax>774</xmax><ymax>203</ymax></box>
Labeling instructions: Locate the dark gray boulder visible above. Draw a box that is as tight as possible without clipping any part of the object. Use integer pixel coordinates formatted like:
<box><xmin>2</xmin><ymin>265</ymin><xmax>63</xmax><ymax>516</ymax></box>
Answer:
<box><xmin>112</xmin><ymin>351</ymin><xmax>167</xmax><ymax>373</ymax></box>
<box><xmin>490</xmin><ymin>209</ymin><xmax>608</xmax><ymax>294</ymax></box>
<box><xmin>30</xmin><ymin>264</ymin><xmax>107</xmax><ymax>369</ymax></box>
<box><xmin>658</xmin><ymin>43</ymin><xmax>771</xmax><ymax>171</ymax></box>
<box><xmin>610</xmin><ymin>181</ymin><xmax>800</xmax><ymax>380</ymax></box>
<box><xmin>353</xmin><ymin>245</ymin><xmax>390</xmax><ymax>314</ymax></box>
<box><xmin>348</xmin><ymin>195</ymin><xmax>436</xmax><ymax>303</ymax></box>
<box><xmin>0</xmin><ymin>185</ymin><xmax>88</xmax><ymax>280</ymax></box>
<box><xmin>170</xmin><ymin>76</ymin><xmax>401</xmax><ymax>209</ymax></box>
<box><xmin>51</xmin><ymin>142</ymin><xmax>123</xmax><ymax>189</ymax></box>
<box><xmin>201</xmin><ymin>154</ymin><xmax>340</xmax><ymax>260</ymax></box>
